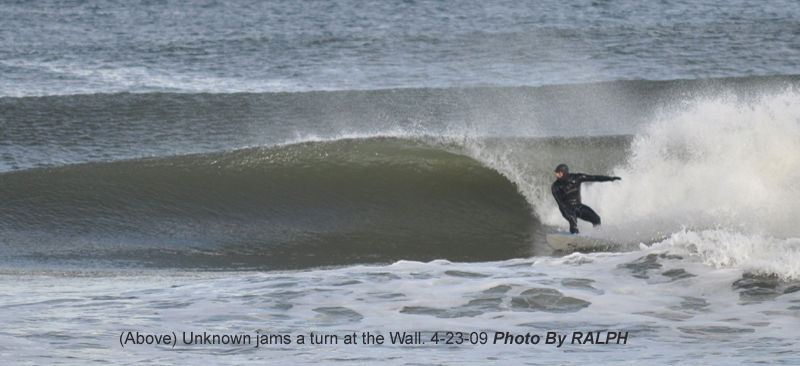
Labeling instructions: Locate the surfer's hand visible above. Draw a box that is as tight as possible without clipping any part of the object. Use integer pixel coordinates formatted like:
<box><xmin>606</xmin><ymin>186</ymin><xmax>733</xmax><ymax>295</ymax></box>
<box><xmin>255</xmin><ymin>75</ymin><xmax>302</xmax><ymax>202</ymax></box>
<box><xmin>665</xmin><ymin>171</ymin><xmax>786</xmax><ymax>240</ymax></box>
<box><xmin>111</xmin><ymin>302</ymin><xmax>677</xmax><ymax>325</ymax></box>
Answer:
<box><xmin>612</xmin><ymin>177</ymin><xmax>621</xmax><ymax>181</ymax></box>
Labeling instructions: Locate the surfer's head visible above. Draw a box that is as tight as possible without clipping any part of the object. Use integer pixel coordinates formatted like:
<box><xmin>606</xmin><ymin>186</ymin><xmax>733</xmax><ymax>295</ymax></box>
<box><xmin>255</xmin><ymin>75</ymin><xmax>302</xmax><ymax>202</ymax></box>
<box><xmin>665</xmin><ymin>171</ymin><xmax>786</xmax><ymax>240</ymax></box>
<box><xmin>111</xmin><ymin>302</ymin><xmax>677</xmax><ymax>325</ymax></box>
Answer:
<box><xmin>555</xmin><ymin>164</ymin><xmax>569</xmax><ymax>179</ymax></box>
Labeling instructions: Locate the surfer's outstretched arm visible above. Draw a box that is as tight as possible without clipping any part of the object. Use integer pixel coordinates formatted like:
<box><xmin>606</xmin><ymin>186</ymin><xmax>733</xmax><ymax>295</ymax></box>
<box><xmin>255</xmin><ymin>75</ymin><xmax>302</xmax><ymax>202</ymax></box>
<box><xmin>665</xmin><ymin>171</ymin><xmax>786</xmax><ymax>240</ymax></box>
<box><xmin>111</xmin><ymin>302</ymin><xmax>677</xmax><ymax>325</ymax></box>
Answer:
<box><xmin>580</xmin><ymin>174</ymin><xmax>621</xmax><ymax>183</ymax></box>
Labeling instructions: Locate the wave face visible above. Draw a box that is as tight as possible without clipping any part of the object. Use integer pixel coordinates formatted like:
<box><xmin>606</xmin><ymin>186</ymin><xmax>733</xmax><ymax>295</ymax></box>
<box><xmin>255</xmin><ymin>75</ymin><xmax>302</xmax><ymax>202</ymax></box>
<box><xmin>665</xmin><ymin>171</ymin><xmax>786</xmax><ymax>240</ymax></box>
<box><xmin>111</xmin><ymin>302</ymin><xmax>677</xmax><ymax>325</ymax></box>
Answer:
<box><xmin>0</xmin><ymin>138</ymin><xmax>536</xmax><ymax>269</ymax></box>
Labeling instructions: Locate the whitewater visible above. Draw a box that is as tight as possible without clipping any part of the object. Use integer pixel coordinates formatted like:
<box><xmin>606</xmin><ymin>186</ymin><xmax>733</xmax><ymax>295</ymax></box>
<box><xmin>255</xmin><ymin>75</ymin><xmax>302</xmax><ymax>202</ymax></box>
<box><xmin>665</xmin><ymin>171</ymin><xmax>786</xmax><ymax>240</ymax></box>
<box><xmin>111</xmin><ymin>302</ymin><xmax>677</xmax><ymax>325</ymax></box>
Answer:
<box><xmin>2</xmin><ymin>0</ymin><xmax>800</xmax><ymax>365</ymax></box>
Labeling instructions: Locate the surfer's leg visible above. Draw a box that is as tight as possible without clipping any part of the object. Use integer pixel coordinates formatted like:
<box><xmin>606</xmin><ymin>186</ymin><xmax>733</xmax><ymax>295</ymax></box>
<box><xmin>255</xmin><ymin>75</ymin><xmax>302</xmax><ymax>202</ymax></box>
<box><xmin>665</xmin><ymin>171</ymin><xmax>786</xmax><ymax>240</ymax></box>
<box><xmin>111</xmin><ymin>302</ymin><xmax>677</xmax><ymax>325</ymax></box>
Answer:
<box><xmin>568</xmin><ymin>209</ymin><xmax>581</xmax><ymax>234</ymax></box>
<box><xmin>568</xmin><ymin>216</ymin><xmax>579</xmax><ymax>234</ymax></box>
<box><xmin>577</xmin><ymin>205</ymin><xmax>601</xmax><ymax>227</ymax></box>
<box><xmin>560</xmin><ymin>206</ymin><xmax>580</xmax><ymax>234</ymax></box>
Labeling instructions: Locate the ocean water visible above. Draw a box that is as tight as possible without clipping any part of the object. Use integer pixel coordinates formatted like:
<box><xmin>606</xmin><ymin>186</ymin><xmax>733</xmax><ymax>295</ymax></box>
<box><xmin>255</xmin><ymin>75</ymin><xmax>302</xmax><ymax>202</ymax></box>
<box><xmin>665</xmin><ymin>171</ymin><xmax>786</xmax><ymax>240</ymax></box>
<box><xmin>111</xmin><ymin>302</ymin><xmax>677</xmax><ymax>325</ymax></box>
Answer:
<box><xmin>2</xmin><ymin>0</ymin><xmax>800</xmax><ymax>364</ymax></box>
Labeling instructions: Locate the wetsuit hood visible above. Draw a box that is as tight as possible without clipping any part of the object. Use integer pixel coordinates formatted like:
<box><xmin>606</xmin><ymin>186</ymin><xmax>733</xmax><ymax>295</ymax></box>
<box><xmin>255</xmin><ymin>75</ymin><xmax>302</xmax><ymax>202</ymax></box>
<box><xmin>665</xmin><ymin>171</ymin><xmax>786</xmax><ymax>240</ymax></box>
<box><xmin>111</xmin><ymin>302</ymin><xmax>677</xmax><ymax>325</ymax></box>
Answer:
<box><xmin>555</xmin><ymin>164</ymin><xmax>569</xmax><ymax>179</ymax></box>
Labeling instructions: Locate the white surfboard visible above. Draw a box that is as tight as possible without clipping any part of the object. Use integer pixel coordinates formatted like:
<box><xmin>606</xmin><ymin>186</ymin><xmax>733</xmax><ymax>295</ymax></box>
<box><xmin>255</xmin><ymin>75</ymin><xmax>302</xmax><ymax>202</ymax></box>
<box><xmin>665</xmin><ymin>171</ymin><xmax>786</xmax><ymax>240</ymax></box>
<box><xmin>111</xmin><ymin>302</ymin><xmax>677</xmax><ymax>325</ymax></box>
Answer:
<box><xmin>546</xmin><ymin>233</ymin><xmax>617</xmax><ymax>252</ymax></box>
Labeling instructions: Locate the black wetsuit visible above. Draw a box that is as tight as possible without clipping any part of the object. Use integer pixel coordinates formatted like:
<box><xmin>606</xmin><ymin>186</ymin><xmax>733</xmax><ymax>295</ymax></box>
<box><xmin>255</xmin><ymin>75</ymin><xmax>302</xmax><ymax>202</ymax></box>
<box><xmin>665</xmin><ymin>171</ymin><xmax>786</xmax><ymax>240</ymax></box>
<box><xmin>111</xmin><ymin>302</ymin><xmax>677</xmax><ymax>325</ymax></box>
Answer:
<box><xmin>552</xmin><ymin>173</ymin><xmax>618</xmax><ymax>234</ymax></box>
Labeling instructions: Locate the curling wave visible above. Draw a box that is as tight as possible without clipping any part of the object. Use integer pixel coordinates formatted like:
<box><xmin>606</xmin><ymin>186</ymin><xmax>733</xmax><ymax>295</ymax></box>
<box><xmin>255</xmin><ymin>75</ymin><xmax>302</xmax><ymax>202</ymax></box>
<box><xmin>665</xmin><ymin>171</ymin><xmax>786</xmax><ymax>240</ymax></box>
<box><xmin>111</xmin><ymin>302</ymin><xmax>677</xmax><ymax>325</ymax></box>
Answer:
<box><xmin>0</xmin><ymin>137</ymin><xmax>537</xmax><ymax>269</ymax></box>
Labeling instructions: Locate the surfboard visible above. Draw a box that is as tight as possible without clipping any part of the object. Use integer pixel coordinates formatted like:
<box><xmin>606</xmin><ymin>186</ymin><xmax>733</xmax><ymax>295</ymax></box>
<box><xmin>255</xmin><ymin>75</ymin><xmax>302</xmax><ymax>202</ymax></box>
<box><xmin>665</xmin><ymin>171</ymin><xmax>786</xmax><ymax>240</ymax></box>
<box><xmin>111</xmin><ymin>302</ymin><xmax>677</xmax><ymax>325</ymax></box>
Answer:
<box><xmin>546</xmin><ymin>233</ymin><xmax>617</xmax><ymax>252</ymax></box>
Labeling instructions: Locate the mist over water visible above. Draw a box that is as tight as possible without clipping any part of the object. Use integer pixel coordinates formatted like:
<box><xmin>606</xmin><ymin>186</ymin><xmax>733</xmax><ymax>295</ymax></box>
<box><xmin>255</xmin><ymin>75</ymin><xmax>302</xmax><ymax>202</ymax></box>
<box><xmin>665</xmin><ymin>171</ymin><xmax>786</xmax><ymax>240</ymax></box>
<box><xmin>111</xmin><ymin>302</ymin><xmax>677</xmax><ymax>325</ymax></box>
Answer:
<box><xmin>608</xmin><ymin>92</ymin><xmax>800</xmax><ymax>280</ymax></box>
<box><xmin>605</xmin><ymin>91</ymin><xmax>800</xmax><ymax>235</ymax></box>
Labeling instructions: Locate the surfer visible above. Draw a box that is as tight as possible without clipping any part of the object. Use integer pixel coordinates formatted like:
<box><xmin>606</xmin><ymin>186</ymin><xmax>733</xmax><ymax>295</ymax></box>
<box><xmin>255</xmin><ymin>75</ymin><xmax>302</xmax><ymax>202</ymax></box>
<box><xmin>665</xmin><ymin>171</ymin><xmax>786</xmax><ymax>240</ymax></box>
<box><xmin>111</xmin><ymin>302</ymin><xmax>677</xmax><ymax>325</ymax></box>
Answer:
<box><xmin>552</xmin><ymin>164</ymin><xmax>620</xmax><ymax>234</ymax></box>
